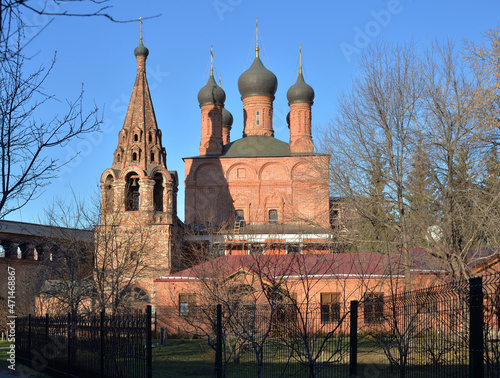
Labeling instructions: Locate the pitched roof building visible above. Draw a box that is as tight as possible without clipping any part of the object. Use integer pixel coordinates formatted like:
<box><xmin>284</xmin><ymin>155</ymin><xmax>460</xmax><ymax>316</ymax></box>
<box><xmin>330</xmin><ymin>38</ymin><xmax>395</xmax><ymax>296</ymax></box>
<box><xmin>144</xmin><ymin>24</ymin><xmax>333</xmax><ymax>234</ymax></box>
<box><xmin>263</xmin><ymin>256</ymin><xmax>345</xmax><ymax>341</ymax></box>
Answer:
<box><xmin>95</xmin><ymin>30</ymin><xmax>400</xmax><ymax>315</ymax></box>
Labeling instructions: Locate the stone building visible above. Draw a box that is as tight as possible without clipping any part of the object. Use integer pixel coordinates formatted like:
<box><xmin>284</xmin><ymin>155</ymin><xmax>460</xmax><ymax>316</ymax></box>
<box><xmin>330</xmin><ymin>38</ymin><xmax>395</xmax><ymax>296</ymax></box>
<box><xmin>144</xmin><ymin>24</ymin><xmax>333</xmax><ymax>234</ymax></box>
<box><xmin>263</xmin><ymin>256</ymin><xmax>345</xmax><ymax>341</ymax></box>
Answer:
<box><xmin>97</xmin><ymin>32</ymin><xmax>338</xmax><ymax>313</ymax></box>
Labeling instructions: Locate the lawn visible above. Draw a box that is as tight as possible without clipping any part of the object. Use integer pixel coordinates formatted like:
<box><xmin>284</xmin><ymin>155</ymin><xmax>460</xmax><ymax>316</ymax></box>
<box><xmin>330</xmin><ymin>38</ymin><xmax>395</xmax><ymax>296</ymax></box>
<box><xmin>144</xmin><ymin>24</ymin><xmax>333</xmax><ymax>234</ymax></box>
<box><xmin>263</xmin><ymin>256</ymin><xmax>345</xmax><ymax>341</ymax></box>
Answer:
<box><xmin>152</xmin><ymin>338</ymin><xmax>215</xmax><ymax>377</ymax></box>
<box><xmin>0</xmin><ymin>340</ymin><xmax>52</xmax><ymax>377</ymax></box>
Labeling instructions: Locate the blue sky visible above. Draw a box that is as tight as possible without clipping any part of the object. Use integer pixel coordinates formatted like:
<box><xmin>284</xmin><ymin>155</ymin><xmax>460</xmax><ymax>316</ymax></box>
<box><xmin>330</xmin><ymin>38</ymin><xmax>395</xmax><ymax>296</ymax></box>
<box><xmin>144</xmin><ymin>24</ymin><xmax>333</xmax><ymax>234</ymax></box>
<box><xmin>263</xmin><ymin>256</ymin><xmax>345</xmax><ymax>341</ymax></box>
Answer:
<box><xmin>6</xmin><ymin>0</ymin><xmax>500</xmax><ymax>224</ymax></box>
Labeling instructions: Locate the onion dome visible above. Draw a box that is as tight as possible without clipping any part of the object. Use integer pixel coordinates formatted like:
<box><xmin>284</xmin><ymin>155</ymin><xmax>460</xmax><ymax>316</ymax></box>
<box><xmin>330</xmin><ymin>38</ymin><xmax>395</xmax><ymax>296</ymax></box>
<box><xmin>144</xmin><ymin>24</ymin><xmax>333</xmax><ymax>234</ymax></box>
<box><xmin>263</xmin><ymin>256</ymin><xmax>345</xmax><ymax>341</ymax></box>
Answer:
<box><xmin>286</xmin><ymin>112</ymin><xmax>290</xmax><ymax>128</ymax></box>
<box><xmin>198</xmin><ymin>74</ymin><xmax>226</xmax><ymax>106</ymax></box>
<box><xmin>287</xmin><ymin>71</ymin><xmax>314</xmax><ymax>105</ymax></box>
<box><xmin>238</xmin><ymin>48</ymin><xmax>278</xmax><ymax>99</ymax></box>
<box><xmin>222</xmin><ymin>108</ymin><xmax>233</xmax><ymax>129</ymax></box>
<box><xmin>134</xmin><ymin>41</ymin><xmax>149</xmax><ymax>57</ymax></box>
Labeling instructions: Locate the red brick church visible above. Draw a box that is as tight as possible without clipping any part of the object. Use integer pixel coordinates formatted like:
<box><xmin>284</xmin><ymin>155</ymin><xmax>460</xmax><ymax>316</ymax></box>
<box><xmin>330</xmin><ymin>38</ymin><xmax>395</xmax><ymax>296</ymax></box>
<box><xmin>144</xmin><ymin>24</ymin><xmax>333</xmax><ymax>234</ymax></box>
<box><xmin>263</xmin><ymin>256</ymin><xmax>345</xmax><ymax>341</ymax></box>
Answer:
<box><xmin>97</xmin><ymin>32</ymin><xmax>425</xmax><ymax>316</ymax></box>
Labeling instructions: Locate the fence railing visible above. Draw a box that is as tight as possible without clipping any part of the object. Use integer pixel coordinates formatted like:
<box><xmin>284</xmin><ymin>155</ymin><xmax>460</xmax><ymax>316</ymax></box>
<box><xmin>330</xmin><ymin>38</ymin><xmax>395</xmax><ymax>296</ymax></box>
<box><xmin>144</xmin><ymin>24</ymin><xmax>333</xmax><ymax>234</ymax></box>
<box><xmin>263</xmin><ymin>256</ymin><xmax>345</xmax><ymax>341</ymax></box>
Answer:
<box><xmin>16</xmin><ymin>306</ymin><xmax>152</xmax><ymax>378</ymax></box>
<box><xmin>157</xmin><ymin>272</ymin><xmax>500</xmax><ymax>377</ymax></box>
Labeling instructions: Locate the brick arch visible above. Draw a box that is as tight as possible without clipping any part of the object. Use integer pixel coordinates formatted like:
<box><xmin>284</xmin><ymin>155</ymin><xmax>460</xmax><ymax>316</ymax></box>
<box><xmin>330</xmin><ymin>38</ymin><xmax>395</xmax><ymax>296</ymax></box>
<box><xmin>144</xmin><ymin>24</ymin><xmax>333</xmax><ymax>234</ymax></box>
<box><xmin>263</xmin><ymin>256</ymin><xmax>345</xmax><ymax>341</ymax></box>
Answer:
<box><xmin>291</xmin><ymin>161</ymin><xmax>321</xmax><ymax>181</ymax></box>
<box><xmin>149</xmin><ymin>167</ymin><xmax>171</xmax><ymax>183</ymax></box>
<box><xmin>226</xmin><ymin>163</ymin><xmax>257</xmax><ymax>181</ymax></box>
<box><xmin>119</xmin><ymin>167</ymin><xmax>146</xmax><ymax>179</ymax></box>
<box><xmin>100</xmin><ymin>168</ymin><xmax>117</xmax><ymax>183</ymax></box>
<box><xmin>194</xmin><ymin>162</ymin><xmax>225</xmax><ymax>184</ymax></box>
<box><xmin>259</xmin><ymin>162</ymin><xmax>289</xmax><ymax>181</ymax></box>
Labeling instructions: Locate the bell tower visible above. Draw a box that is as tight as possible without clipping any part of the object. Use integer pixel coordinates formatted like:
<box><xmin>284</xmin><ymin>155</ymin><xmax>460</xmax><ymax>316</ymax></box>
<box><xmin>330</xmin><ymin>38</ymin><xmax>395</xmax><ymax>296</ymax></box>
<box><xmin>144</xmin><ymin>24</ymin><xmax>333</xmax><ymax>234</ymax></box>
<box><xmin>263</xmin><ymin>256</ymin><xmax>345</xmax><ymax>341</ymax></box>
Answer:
<box><xmin>98</xmin><ymin>24</ymin><xmax>178</xmax><ymax>311</ymax></box>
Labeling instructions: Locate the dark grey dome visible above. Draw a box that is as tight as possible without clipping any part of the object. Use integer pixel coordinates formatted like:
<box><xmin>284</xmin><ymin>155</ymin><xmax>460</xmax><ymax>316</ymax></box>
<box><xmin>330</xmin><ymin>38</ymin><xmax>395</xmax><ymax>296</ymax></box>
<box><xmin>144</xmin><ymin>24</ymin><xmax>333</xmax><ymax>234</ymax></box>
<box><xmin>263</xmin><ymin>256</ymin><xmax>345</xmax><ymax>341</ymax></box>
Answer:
<box><xmin>287</xmin><ymin>72</ymin><xmax>314</xmax><ymax>104</ymax></box>
<box><xmin>134</xmin><ymin>41</ymin><xmax>149</xmax><ymax>57</ymax></box>
<box><xmin>286</xmin><ymin>112</ymin><xmax>290</xmax><ymax>128</ymax></box>
<box><xmin>222</xmin><ymin>108</ymin><xmax>233</xmax><ymax>129</ymax></box>
<box><xmin>238</xmin><ymin>54</ymin><xmax>278</xmax><ymax>99</ymax></box>
<box><xmin>198</xmin><ymin>74</ymin><xmax>226</xmax><ymax>106</ymax></box>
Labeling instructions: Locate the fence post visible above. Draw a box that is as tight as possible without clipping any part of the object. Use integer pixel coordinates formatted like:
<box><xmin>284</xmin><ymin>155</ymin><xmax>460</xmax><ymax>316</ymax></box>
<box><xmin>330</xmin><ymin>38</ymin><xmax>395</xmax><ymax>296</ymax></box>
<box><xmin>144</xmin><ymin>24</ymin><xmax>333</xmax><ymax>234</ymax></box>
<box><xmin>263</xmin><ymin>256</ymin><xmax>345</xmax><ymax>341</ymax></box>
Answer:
<box><xmin>28</xmin><ymin>314</ymin><xmax>31</xmax><ymax>358</ymax></box>
<box><xmin>67</xmin><ymin>312</ymin><xmax>71</xmax><ymax>376</ymax></box>
<box><xmin>349</xmin><ymin>301</ymin><xmax>358</xmax><ymax>378</ymax></box>
<box><xmin>215</xmin><ymin>304</ymin><xmax>222</xmax><ymax>378</ymax></box>
<box><xmin>45</xmin><ymin>313</ymin><xmax>49</xmax><ymax>345</ymax></box>
<box><xmin>100</xmin><ymin>311</ymin><xmax>105</xmax><ymax>378</ymax></box>
<box><xmin>469</xmin><ymin>276</ymin><xmax>484</xmax><ymax>378</ymax></box>
<box><xmin>146</xmin><ymin>305</ymin><xmax>152</xmax><ymax>378</ymax></box>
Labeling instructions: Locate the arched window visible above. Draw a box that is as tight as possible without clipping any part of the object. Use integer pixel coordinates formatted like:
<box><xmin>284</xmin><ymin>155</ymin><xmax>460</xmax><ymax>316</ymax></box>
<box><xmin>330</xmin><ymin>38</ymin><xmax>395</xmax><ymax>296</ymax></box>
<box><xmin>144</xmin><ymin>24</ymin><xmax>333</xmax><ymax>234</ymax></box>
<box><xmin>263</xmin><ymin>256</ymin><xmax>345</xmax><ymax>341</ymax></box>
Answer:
<box><xmin>116</xmin><ymin>153</ymin><xmax>121</xmax><ymax>162</ymax></box>
<box><xmin>134</xmin><ymin>134</ymin><xmax>138</xmax><ymax>141</ymax></box>
<box><xmin>154</xmin><ymin>173</ymin><xmax>163</xmax><ymax>211</ymax></box>
<box><xmin>132</xmin><ymin>152</ymin><xmax>137</xmax><ymax>161</ymax></box>
<box><xmin>150</xmin><ymin>152</ymin><xmax>155</xmax><ymax>162</ymax></box>
<box><xmin>235</xmin><ymin>209</ymin><xmax>244</xmax><ymax>224</ymax></box>
<box><xmin>104</xmin><ymin>175</ymin><xmax>114</xmax><ymax>213</ymax></box>
<box><xmin>122</xmin><ymin>286</ymin><xmax>149</xmax><ymax>304</ymax></box>
<box><xmin>255</xmin><ymin>111</ymin><xmax>260</xmax><ymax>126</ymax></box>
<box><xmin>268</xmin><ymin>209</ymin><xmax>278</xmax><ymax>224</ymax></box>
<box><xmin>125</xmin><ymin>173</ymin><xmax>140</xmax><ymax>211</ymax></box>
<box><xmin>149</xmin><ymin>132</ymin><xmax>153</xmax><ymax>143</ymax></box>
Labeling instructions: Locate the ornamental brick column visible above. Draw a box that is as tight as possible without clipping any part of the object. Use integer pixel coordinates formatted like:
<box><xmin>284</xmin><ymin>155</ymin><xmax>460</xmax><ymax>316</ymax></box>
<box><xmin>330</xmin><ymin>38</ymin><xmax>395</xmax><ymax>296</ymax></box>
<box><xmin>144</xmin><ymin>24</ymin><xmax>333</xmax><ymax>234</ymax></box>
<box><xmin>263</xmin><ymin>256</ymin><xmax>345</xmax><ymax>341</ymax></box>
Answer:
<box><xmin>139</xmin><ymin>178</ymin><xmax>155</xmax><ymax>212</ymax></box>
<box><xmin>289</xmin><ymin>102</ymin><xmax>314</xmax><ymax>153</ymax></box>
<box><xmin>242</xmin><ymin>96</ymin><xmax>274</xmax><ymax>137</ymax></box>
<box><xmin>199</xmin><ymin>104</ymin><xmax>223</xmax><ymax>155</ymax></box>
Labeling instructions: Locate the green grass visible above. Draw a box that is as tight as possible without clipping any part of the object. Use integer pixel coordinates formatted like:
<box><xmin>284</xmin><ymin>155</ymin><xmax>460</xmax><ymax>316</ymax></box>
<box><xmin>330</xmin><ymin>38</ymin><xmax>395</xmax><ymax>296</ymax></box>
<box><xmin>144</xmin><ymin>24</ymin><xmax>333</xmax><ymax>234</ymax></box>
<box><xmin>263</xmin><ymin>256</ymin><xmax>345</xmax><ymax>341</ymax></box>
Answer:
<box><xmin>0</xmin><ymin>340</ymin><xmax>52</xmax><ymax>377</ymax></box>
<box><xmin>152</xmin><ymin>339</ymin><xmax>216</xmax><ymax>377</ymax></box>
<box><xmin>150</xmin><ymin>337</ymin><xmax>471</xmax><ymax>378</ymax></box>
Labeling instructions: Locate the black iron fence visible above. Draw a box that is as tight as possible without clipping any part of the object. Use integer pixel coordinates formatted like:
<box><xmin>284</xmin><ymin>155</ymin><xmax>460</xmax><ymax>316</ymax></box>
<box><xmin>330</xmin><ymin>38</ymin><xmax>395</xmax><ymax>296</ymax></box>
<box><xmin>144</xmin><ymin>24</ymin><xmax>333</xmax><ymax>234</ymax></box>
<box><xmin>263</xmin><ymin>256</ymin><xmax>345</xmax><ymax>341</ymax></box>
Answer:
<box><xmin>16</xmin><ymin>306</ymin><xmax>152</xmax><ymax>378</ymax></box>
<box><xmin>157</xmin><ymin>272</ymin><xmax>500</xmax><ymax>377</ymax></box>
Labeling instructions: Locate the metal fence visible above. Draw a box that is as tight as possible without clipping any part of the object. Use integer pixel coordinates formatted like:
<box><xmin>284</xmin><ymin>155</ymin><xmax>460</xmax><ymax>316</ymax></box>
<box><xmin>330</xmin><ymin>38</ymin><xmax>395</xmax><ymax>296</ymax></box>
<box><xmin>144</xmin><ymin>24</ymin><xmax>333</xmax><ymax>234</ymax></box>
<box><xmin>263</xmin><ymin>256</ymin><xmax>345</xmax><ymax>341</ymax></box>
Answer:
<box><xmin>16</xmin><ymin>306</ymin><xmax>152</xmax><ymax>378</ymax></box>
<box><xmin>158</xmin><ymin>272</ymin><xmax>500</xmax><ymax>377</ymax></box>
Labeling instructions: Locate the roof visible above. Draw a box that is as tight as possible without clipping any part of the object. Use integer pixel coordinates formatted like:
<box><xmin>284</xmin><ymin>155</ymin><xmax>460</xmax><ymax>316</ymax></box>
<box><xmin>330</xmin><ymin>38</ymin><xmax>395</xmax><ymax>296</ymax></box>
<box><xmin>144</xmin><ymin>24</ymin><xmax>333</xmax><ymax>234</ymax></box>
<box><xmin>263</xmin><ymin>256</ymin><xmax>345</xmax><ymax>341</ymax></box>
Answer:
<box><xmin>222</xmin><ymin>136</ymin><xmax>290</xmax><ymax>157</ymax></box>
<box><xmin>156</xmin><ymin>253</ymin><xmax>406</xmax><ymax>282</ymax></box>
<box><xmin>184</xmin><ymin>135</ymin><xmax>329</xmax><ymax>160</ymax></box>
<box><xmin>0</xmin><ymin>220</ymin><xmax>93</xmax><ymax>243</ymax></box>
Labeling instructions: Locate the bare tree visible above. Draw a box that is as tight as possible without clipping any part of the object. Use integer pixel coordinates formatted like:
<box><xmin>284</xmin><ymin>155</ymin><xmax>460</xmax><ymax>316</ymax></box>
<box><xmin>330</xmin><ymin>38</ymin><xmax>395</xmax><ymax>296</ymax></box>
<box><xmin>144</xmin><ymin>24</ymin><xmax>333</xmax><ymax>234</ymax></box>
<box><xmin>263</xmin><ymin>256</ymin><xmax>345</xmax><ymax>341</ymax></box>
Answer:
<box><xmin>413</xmin><ymin>39</ymin><xmax>500</xmax><ymax>280</ymax></box>
<box><xmin>322</xmin><ymin>36</ymin><xmax>500</xmax><ymax>282</ymax></box>
<box><xmin>0</xmin><ymin>1</ymin><xmax>160</xmax><ymax>219</ymax></box>
<box><xmin>34</xmin><ymin>193</ymin><xmax>95</xmax><ymax>315</ymax></box>
<box><xmin>321</xmin><ymin>42</ymin><xmax>423</xmax><ymax>291</ymax></box>
<box><xmin>93</xmin><ymin>211</ymin><xmax>155</xmax><ymax>315</ymax></box>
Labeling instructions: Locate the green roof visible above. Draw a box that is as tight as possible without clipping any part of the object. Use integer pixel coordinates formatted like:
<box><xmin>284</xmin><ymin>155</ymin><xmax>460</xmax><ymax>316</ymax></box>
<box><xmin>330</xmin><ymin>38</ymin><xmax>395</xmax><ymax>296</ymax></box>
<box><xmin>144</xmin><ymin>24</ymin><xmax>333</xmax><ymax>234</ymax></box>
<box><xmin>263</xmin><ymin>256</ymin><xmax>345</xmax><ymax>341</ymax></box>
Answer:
<box><xmin>222</xmin><ymin>136</ymin><xmax>290</xmax><ymax>157</ymax></box>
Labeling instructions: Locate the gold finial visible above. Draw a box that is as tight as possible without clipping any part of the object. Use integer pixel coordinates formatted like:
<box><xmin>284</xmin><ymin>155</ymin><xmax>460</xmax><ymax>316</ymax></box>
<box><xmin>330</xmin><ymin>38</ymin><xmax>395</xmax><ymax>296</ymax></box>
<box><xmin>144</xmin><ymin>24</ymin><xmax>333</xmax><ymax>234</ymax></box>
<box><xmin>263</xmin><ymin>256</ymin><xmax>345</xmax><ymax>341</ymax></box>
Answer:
<box><xmin>139</xmin><ymin>17</ymin><xmax>143</xmax><ymax>44</ymax></box>
<box><xmin>210</xmin><ymin>45</ymin><xmax>214</xmax><ymax>76</ymax></box>
<box><xmin>255</xmin><ymin>17</ymin><xmax>259</xmax><ymax>57</ymax></box>
<box><xmin>299</xmin><ymin>44</ymin><xmax>302</xmax><ymax>75</ymax></box>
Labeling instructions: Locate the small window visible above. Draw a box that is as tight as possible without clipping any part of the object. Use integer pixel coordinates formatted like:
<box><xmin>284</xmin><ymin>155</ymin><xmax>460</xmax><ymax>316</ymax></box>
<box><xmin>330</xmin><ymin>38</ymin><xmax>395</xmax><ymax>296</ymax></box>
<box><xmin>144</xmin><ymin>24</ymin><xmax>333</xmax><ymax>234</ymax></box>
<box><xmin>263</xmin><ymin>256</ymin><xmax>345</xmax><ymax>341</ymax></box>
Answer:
<box><xmin>116</xmin><ymin>154</ymin><xmax>121</xmax><ymax>162</ymax></box>
<box><xmin>237</xmin><ymin>168</ymin><xmax>246</xmax><ymax>178</ymax></box>
<box><xmin>287</xmin><ymin>244</ymin><xmax>300</xmax><ymax>254</ymax></box>
<box><xmin>255</xmin><ymin>111</ymin><xmax>260</xmax><ymax>126</ymax></box>
<box><xmin>235</xmin><ymin>209</ymin><xmax>245</xmax><ymax>223</ymax></box>
<box><xmin>132</xmin><ymin>152</ymin><xmax>137</xmax><ymax>161</ymax></box>
<box><xmin>321</xmin><ymin>293</ymin><xmax>341</xmax><ymax>323</ymax></box>
<box><xmin>150</xmin><ymin>152</ymin><xmax>155</xmax><ymax>162</ymax></box>
<box><xmin>134</xmin><ymin>134</ymin><xmax>138</xmax><ymax>141</ymax></box>
<box><xmin>179</xmin><ymin>294</ymin><xmax>196</xmax><ymax>316</ymax></box>
<box><xmin>250</xmin><ymin>244</ymin><xmax>265</xmax><ymax>255</ymax></box>
<box><xmin>149</xmin><ymin>132</ymin><xmax>153</xmax><ymax>142</ymax></box>
<box><xmin>269</xmin><ymin>210</ymin><xmax>278</xmax><ymax>224</ymax></box>
<box><xmin>213</xmin><ymin>244</ymin><xmax>225</xmax><ymax>256</ymax></box>
<box><xmin>364</xmin><ymin>293</ymin><xmax>384</xmax><ymax>324</ymax></box>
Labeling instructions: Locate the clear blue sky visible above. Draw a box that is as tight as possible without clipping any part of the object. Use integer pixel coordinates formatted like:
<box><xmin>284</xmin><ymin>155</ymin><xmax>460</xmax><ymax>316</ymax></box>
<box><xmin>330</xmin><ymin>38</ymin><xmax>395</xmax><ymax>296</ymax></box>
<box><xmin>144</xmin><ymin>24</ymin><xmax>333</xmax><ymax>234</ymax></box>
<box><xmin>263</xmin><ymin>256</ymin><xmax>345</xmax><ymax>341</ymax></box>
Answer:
<box><xmin>6</xmin><ymin>0</ymin><xmax>500</xmax><ymax>224</ymax></box>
